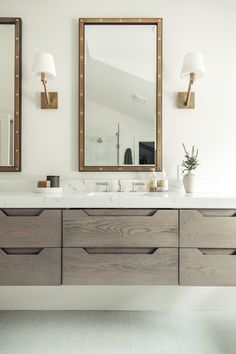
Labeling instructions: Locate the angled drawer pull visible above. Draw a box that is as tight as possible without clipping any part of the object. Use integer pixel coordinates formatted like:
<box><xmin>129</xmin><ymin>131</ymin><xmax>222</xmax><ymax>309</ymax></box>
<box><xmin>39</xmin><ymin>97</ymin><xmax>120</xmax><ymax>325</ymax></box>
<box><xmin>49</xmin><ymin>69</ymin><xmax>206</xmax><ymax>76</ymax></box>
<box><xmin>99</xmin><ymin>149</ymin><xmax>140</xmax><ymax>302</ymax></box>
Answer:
<box><xmin>82</xmin><ymin>247</ymin><xmax>158</xmax><ymax>255</ymax></box>
<box><xmin>198</xmin><ymin>248</ymin><xmax>236</xmax><ymax>256</ymax></box>
<box><xmin>1</xmin><ymin>248</ymin><xmax>43</xmax><ymax>255</ymax></box>
<box><xmin>1</xmin><ymin>209</ymin><xmax>44</xmax><ymax>217</ymax></box>
<box><xmin>197</xmin><ymin>210</ymin><xmax>236</xmax><ymax>218</ymax></box>
<box><xmin>83</xmin><ymin>209</ymin><xmax>158</xmax><ymax>217</ymax></box>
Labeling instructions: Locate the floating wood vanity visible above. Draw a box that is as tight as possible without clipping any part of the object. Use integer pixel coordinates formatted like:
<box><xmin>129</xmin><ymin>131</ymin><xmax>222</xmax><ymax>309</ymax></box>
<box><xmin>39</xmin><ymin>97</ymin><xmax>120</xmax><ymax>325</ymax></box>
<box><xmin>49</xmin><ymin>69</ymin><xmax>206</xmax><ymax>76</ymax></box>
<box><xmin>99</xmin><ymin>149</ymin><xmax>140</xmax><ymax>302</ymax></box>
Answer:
<box><xmin>0</xmin><ymin>206</ymin><xmax>236</xmax><ymax>286</ymax></box>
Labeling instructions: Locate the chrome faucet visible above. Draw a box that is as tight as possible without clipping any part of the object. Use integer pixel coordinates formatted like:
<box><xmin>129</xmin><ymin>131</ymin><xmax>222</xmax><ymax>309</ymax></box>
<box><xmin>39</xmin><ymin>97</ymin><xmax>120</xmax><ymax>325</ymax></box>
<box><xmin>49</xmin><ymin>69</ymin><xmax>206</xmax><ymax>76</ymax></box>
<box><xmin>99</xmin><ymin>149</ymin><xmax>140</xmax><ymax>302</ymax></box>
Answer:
<box><xmin>131</xmin><ymin>182</ymin><xmax>145</xmax><ymax>192</ymax></box>
<box><xmin>96</xmin><ymin>182</ymin><xmax>110</xmax><ymax>192</ymax></box>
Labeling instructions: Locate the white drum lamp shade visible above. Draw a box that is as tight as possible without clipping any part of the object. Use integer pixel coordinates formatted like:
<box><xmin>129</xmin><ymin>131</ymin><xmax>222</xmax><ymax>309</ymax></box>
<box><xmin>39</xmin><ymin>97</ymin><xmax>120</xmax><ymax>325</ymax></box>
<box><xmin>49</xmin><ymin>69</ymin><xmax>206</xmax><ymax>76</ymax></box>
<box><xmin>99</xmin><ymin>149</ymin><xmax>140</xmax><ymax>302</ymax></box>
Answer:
<box><xmin>180</xmin><ymin>52</ymin><xmax>205</xmax><ymax>80</ymax></box>
<box><xmin>32</xmin><ymin>52</ymin><xmax>57</xmax><ymax>79</ymax></box>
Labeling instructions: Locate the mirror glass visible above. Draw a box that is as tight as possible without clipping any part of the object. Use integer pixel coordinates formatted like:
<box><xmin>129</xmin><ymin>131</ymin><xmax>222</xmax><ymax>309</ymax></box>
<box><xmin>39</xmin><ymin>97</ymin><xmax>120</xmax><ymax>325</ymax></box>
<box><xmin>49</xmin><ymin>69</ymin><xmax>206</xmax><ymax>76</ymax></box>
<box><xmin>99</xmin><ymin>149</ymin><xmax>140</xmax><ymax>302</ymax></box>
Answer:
<box><xmin>0</xmin><ymin>25</ymin><xmax>15</xmax><ymax>166</ymax></box>
<box><xmin>79</xmin><ymin>19</ymin><xmax>162</xmax><ymax>172</ymax></box>
<box><xmin>0</xmin><ymin>18</ymin><xmax>21</xmax><ymax>172</ymax></box>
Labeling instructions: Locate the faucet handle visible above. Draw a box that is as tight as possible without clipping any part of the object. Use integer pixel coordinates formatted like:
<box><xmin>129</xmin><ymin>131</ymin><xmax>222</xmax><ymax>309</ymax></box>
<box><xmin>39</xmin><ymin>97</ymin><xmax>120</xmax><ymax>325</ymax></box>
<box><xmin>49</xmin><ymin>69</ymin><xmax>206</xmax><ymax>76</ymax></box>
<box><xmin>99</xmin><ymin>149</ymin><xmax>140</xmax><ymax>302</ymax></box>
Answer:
<box><xmin>131</xmin><ymin>181</ymin><xmax>145</xmax><ymax>192</ymax></box>
<box><xmin>96</xmin><ymin>181</ymin><xmax>110</xmax><ymax>192</ymax></box>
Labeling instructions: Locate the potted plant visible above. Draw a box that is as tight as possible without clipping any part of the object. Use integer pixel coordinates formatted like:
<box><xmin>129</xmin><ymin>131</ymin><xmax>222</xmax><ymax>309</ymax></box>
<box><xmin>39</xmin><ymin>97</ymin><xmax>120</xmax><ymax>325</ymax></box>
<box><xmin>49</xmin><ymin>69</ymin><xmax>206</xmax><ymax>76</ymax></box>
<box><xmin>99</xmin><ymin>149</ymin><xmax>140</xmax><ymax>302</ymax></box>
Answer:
<box><xmin>182</xmin><ymin>144</ymin><xmax>199</xmax><ymax>193</ymax></box>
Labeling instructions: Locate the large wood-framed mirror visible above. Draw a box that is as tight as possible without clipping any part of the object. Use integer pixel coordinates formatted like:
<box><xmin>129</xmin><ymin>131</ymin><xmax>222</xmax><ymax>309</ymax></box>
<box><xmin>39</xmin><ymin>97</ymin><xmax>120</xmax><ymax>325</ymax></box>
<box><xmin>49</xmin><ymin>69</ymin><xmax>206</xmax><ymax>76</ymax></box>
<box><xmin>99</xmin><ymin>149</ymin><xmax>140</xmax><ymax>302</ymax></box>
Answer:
<box><xmin>0</xmin><ymin>17</ymin><xmax>21</xmax><ymax>172</ymax></box>
<box><xmin>79</xmin><ymin>18</ymin><xmax>162</xmax><ymax>172</ymax></box>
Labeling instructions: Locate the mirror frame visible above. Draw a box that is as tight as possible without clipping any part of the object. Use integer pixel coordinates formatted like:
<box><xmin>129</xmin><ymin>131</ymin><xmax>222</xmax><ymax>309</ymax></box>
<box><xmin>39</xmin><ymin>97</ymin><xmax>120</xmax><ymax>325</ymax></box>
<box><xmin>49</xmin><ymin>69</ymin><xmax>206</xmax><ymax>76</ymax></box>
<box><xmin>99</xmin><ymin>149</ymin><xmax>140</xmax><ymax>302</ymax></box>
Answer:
<box><xmin>79</xmin><ymin>18</ymin><xmax>162</xmax><ymax>172</ymax></box>
<box><xmin>0</xmin><ymin>17</ymin><xmax>21</xmax><ymax>172</ymax></box>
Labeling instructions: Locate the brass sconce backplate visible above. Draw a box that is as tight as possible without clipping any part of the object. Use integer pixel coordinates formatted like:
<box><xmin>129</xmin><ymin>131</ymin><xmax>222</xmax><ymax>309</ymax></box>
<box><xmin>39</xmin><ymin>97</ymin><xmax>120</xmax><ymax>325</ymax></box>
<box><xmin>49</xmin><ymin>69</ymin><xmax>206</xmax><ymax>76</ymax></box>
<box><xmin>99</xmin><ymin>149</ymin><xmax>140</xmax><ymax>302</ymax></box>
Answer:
<box><xmin>41</xmin><ymin>92</ymin><xmax>58</xmax><ymax>109</ymax></box>
<box><xmin>177</xmin><ymin>92</ymin><xmax>195</xmax><ymax>109</ymax></box>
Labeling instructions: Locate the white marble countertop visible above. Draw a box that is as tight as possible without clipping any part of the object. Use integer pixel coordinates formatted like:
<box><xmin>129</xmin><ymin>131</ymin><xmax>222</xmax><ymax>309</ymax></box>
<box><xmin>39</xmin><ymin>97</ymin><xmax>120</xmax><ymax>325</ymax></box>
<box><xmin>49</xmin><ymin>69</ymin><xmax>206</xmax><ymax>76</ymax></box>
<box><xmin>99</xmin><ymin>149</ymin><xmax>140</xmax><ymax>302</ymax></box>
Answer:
<box><xmin>1</xmin><ymin>190</ymin><xmax>236</xmax><ymax>208</ymax></box>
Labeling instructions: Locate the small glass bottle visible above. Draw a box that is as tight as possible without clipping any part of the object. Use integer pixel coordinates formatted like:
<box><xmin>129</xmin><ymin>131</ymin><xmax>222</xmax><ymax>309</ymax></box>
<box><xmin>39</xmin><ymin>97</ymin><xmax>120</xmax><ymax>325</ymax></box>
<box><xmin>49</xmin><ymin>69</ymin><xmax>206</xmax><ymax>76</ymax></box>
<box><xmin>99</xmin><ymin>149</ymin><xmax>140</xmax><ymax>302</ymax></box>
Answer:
<box><xmin>148</xmin><ymin>168</ymin><xmax>158</xmax><ymax>192</ymax></box>
<box><xmin>157</xmin><ymin>169</ymin><xmax>168</xmax><ymax>192</ymax></box>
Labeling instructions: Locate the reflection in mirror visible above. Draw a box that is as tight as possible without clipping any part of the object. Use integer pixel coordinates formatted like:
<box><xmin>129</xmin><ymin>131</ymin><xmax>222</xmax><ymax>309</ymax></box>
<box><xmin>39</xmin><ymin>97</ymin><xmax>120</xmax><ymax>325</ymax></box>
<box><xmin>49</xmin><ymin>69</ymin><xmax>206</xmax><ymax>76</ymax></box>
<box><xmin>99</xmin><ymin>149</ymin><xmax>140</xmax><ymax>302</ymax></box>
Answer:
<box><xmin>79</xmin><ymin>19</ymin><xmax>162</xmax><ymax>172</ymax></box>
<box><xmin>0</xmin><ymin>18</ymin><xmax>21</xmax><ymax>172</ymax></box>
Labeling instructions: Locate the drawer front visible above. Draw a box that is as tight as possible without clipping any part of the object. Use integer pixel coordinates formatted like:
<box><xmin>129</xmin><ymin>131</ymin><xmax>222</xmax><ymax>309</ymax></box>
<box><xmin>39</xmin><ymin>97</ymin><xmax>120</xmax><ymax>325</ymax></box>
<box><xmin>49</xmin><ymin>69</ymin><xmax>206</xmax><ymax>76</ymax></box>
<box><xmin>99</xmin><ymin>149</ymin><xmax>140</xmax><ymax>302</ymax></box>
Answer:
<box><xmin>63</xmin><ymin>247</ymin><xmax>178</xmax><ymax>285</ymax></box>
<box><xmin>0</xmin><ymin>209</ymin><xmax>61</xmax><ymax>247</ymax></box>
<box><xmin>180</xmin><ymin>210</ymin><xmax>236</xmax><ymax>248</ymax></box>
<box><xmin>0</xmin><ymin>248</ymin><xmax>61</xmax><ymax>285</ymax></box>
<box><xmin>180</xmin><ymin>248</ymin><xmax>236</xmax><ymax>286</ymax></box>
<box><xmin>63</xmin><ymin>209</ymin><xmax>178</xmax><ymax>247</ymax></box>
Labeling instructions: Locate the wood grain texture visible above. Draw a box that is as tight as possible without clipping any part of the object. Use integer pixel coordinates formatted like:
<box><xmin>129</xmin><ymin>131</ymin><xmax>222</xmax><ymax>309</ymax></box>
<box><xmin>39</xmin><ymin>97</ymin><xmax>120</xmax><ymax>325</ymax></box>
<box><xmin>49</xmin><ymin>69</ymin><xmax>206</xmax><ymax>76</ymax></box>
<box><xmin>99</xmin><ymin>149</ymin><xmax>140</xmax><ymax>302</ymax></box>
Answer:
<box><xmin>0</xmin><ymin>209</ymin><xmax>61</xmax><ymax>247</ymax></box>
<box><xmin>180</xmin><ymin>210</ymin><xmax>236</xmax><ymax>248</ymax></box>
<box><xmin>0</xmin><ymin>248</ymin><xmax>61</xmax><ymax>285</ymax></box>
<box><xmin>180</xmin><ymin>248</ymin><xmax>236</xmax><ymax>286</ymax></box>
<box><xmin>63</xmin><ymin>247</ymin><xmax>178</xmax><ymax>285</ymax></box>
<box><xmin>63</xmin><ymin>209</ymin><xmax>178</xmax><ymax>247</ymax></box>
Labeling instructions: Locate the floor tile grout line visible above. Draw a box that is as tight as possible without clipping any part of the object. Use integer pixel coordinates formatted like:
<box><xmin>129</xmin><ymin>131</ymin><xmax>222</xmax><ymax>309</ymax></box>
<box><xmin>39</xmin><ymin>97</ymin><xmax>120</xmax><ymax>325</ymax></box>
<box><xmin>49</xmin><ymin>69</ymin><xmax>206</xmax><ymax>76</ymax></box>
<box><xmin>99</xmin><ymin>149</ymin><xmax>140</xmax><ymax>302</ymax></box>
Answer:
<box><xmin>0</xmin><ymin>310</ymin><xmax>15</xmax><ymax>331</ymax></box>
<box><xmin>216</xmin><ymin>333</ymin><xmax>235</xmax><ymax>354</ymax></box>
<box><xmin>166</xmin><ymin>312</ymin><xmax>183</xmax><ymax>354</ymax></box>
<box><xmin>77</xmin><ymin>311</ymin><xmax>90</xmax><ymax>354</ymax></box>
<box><xmin>127</xmin><ymin>311</ymin><xmax>132</xmax><ymax>354</ymax></box>
<box><xmin>204</xmin><ymin>311</ymin><xmax>233</xmax><ymax>354</ymax></box>
<box><xmin>28</xmin><ymin>311</ymin><xmax>55</xmax><ymax>354</ymax></box>
<box><xmin>204</xmin><ymin>310</ymin><xmax>220</xmax><ymax>333</ymax></box>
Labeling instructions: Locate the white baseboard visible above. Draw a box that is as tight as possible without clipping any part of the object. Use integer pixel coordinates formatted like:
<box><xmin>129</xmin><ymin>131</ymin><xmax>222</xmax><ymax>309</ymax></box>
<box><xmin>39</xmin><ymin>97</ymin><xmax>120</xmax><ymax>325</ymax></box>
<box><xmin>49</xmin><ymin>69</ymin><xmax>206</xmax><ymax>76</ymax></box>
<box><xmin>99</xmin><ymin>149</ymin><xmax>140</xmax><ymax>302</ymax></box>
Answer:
<box><xmin>1</xmin><ymin>286</ymin><xmax>236</xmax><ymax>310</ymax></box>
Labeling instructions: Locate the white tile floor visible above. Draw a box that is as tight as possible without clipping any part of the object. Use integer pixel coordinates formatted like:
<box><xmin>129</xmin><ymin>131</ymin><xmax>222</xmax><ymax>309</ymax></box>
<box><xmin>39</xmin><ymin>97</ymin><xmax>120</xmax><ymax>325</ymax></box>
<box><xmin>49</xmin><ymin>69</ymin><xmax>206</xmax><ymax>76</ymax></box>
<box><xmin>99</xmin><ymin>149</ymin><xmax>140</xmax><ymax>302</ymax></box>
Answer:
<box><xmin>0</xmin><ymin>311</ymin><xmax>235</xmax><ymax>354</ymax></box>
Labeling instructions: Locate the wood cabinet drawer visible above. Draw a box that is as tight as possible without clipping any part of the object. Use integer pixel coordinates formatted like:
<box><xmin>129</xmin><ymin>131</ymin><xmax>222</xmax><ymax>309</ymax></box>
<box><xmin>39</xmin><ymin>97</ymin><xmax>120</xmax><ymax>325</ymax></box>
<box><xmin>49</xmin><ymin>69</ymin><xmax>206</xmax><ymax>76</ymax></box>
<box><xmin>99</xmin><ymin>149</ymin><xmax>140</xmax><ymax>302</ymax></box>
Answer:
<box><xmin>63</xmin><ymin>209</ymin><xmax>178</xmax><ymax>247</ymax></box>
<box><xmin>63</xmin><ymin>247</ymin><xmax>178</xmax><ymax>285</ymax></box>
<box><xmin>0</xmin><ymin>209</ymin><xmax>61</xmax><ymax>247</ymax></box>
<box><xmin>180</xmin><ymin>248</ymin><xmax>236</xmax><ymax>286</ymax></box>
<box><xmin>0</xmin><ymin>248</ymin><xmax>61</xmax><ymax>285</ymax></box>
<box><xmin>180</xmin><ymin>210</ymin><xmax>236</xmax><ymax>248</ymax></box>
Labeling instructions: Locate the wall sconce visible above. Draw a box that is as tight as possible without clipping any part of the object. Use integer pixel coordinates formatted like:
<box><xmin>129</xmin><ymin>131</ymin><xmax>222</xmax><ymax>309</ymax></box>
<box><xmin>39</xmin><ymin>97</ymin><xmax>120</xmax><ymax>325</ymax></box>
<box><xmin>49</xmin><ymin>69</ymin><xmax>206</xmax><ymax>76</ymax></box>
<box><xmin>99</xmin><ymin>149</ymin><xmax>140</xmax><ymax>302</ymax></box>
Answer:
<box><xmin>32</xmin><ymin>52</ymin><xmax>58</xmax><ymax>109</ymax></box>
<box><xmin>177</xmin><ymin>52</ymin><xmax>205</xmax><ymax>109</ymax></box>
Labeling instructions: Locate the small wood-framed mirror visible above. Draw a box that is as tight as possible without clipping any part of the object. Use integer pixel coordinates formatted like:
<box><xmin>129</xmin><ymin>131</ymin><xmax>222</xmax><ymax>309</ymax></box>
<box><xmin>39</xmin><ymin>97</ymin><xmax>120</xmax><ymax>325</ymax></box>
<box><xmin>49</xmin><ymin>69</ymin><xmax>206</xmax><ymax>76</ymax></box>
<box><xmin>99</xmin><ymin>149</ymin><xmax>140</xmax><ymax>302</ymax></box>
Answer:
<box><xmin>79</xmin><ymin>18</ymin><xmax>162</xmax><ymax>172</ymax></box>
<box><xmin>0</xmin><ymin>17</ymin><xmax>21</xmax><ymax>172</ymax></box>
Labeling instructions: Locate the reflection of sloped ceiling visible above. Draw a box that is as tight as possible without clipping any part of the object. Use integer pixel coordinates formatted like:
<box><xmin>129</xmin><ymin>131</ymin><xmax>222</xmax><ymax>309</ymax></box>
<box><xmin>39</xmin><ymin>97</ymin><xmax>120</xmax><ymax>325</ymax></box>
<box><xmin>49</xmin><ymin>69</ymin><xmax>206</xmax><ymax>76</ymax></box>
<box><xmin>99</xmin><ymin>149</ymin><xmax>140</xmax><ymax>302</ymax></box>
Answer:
<box><xmin>86</xmin><ymin>25</ymin><xmax>156</xmax><ymax>81</ymax></box>
<box><xmin>85</xmin><ymin>25</ymin><xmax>156</xmax><ymax>123</ymax></box>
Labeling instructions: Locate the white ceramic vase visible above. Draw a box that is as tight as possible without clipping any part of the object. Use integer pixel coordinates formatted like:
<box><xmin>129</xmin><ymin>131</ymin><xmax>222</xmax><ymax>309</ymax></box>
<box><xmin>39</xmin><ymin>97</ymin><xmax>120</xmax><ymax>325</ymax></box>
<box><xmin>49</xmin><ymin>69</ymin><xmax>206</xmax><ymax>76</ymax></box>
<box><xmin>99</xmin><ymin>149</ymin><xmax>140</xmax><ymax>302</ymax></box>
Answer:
<box><xmin>183</xmin><ymin>171</ymin><xmax>195</xmax><ymax>193</ymax></box>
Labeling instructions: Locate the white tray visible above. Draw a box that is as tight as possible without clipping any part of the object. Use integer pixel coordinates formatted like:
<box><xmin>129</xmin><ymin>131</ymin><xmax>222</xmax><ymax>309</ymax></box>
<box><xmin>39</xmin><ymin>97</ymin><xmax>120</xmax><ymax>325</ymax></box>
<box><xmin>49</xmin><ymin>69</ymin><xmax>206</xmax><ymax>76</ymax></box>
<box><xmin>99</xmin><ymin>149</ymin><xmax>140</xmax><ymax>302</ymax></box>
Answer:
<box><xmin>35</xmin><ymin>187</ymin><xmax>63</xmax><ymax>195</ymax></box>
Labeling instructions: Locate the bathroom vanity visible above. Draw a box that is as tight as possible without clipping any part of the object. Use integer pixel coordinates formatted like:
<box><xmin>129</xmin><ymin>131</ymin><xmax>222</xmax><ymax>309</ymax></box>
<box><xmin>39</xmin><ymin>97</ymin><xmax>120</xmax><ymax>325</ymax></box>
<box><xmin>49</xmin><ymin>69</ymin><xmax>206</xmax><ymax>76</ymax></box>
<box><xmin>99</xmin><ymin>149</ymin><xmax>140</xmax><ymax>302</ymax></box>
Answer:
<box><xmin>1</xmin><ymin>191</ymin><xmax>236</xmax><ymax>287</ymax></box>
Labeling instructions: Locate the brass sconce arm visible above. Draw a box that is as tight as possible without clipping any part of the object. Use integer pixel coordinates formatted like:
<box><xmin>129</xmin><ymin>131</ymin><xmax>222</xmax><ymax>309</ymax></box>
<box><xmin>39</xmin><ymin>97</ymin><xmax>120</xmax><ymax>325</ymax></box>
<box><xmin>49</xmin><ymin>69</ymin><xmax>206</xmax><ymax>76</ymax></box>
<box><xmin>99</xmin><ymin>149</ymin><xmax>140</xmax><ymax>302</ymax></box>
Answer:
<box><xmin>41</xmin><ymin>73</ymin><xmax>51</xmax><ymax>107</ymax></box>
<box><xmin>185</xmin><ymin>72</ymin><xmax>196</xmax><ymax>106</ymax></box>
<box><xmin>40</xmin><ymin>72</ymin><xmax>58</xmax><ymax>109</ymax></box>
<box><xmin>177</xmin><ymin>72</ymin><xmax>196</xmax><ymax>109</ymax></box>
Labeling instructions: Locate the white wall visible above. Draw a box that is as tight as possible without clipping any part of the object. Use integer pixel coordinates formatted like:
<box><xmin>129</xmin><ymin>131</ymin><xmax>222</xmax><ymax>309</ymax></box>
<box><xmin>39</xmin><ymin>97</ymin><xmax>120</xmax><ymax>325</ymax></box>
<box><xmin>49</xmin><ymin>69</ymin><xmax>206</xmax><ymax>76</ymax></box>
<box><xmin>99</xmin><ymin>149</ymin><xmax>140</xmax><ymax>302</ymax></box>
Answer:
<box><xmin>1</xmin><ymin>0</ymin><xmax>236</xmax><ymax>179</ymax></box>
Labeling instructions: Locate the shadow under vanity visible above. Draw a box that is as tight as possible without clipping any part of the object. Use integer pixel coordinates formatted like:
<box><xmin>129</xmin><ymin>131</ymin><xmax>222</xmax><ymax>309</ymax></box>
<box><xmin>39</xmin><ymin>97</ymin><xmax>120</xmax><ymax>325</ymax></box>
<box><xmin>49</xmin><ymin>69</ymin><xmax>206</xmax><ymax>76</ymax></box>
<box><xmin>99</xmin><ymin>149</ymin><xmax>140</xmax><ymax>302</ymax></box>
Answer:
<box><xmin>1</xmin><ymin>208</ymin><xmax>236</xmax><ymax>286</ymax></box>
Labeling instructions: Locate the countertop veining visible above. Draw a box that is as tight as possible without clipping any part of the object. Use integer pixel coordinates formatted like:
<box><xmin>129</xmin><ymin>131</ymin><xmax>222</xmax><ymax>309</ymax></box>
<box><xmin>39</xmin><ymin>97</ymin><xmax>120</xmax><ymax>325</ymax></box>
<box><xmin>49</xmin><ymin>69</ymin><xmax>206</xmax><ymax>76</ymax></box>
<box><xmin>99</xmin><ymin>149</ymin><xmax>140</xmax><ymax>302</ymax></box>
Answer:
<box><xmin>0</xmin><ymin>190</ymin><xmax>236</xmax><ymax>208</ymax></box>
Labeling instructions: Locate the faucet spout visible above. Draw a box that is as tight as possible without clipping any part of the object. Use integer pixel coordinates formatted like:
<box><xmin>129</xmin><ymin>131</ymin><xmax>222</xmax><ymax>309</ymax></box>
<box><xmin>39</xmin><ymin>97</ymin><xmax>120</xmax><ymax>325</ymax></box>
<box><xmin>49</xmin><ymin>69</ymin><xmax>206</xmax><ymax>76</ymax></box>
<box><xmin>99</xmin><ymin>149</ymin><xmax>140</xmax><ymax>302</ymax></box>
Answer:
<box><xmin>117</xmin><ymin>179</ymin><xmax>122</xmax><ymax>192</ymax></box>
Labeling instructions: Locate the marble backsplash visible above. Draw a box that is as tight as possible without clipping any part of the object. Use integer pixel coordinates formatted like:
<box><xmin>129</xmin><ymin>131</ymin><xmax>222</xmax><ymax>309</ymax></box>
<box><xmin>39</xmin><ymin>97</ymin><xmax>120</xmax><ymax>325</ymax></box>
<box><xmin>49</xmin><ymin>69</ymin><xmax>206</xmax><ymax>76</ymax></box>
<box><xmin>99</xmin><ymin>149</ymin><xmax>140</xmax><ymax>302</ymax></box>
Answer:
<box><xmin>0</xmin><ymin>176</ymin><xmax>234</xmax><ymax>194</ymax></box>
